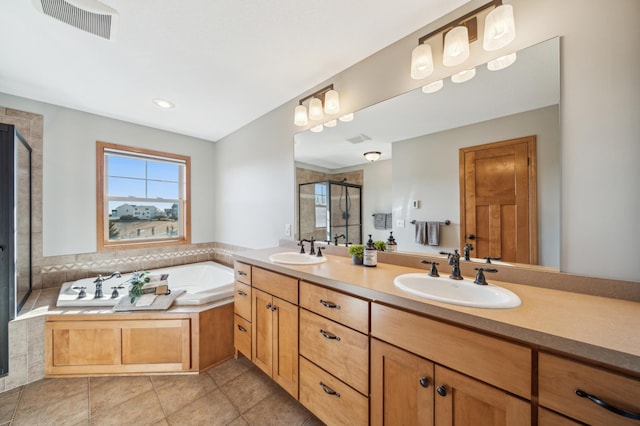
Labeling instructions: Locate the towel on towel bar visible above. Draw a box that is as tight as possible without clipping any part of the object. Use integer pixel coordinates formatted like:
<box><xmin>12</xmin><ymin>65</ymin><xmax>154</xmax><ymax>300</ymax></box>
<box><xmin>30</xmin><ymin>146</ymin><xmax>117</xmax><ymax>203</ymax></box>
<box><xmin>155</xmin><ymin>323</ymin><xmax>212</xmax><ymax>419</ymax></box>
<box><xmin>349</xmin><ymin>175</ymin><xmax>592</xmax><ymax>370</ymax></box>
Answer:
<box><xmin>414</xmin><ymin>221</ymin><xmax>427</xmax><ymax>244</ymax></box>
<box><xmin>374</xmin><ymin>213</ymin><xmax>386</xmax><ymax>230</ymax></box>
<box><xmin>427</xmin><ymin>221</ymin><xmax>440</xmax><ymax>246</ymax></box>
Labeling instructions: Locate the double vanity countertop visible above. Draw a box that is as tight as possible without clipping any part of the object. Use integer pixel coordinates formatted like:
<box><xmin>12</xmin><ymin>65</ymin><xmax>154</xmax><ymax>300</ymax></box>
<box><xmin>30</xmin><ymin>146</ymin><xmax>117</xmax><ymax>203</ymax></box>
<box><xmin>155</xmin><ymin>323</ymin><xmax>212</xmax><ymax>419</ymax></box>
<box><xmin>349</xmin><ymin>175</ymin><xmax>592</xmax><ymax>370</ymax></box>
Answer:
<box><xmin>234</xmin><ymin>246</ymin><xmax>640</xmax><ymax>376</ymax></box>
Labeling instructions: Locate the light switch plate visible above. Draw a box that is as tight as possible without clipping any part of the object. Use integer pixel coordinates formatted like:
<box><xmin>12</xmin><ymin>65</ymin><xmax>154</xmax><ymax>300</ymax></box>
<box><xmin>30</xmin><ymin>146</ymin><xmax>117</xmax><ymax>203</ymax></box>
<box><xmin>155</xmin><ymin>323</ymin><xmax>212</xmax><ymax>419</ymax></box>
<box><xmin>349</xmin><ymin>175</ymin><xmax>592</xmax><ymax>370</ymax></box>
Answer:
<box><xmin>285</xmin><ymin>224</ymin><xmax>291</xmax><ymax>236</ymax></box>
<box><xmin>396</xmin><ymin>219</ymin><xmax>405</xmax><ymax>228</ymax></box>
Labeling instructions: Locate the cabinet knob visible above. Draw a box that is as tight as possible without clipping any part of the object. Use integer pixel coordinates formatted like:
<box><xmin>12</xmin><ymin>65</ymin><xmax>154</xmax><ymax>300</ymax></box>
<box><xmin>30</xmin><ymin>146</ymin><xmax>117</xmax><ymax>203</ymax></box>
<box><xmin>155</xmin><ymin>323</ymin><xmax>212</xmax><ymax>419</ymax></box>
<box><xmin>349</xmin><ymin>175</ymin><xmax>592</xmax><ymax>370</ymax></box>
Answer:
<box><xmin>436</xmin><ymin>385</ymin><xmax>447</xmax><ymax>397</ymax></box>
<box><xmin>419</xmin><ymin>377</ymin><xmax>430</xmax><ymax>388</ymax></box>
<box><xmin>265</xmin><ymin>303</ymin><xmax>272</xmax><ymax>310</ymax></box>
<box><xmin>466</xmin><ymin>234</ymin><xmax>476</xmax><ymax>240</ymax></box>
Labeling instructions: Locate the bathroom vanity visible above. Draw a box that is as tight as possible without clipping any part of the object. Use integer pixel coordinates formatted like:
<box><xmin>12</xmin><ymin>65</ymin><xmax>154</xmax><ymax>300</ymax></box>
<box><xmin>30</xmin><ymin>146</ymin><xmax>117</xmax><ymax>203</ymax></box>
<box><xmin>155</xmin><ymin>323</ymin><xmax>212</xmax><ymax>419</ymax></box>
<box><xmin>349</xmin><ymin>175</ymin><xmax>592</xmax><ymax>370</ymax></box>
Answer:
<box><xmin>233</xmin><ymin>247</ymin><xmax>640</xmax><ymax>426</ymax></box>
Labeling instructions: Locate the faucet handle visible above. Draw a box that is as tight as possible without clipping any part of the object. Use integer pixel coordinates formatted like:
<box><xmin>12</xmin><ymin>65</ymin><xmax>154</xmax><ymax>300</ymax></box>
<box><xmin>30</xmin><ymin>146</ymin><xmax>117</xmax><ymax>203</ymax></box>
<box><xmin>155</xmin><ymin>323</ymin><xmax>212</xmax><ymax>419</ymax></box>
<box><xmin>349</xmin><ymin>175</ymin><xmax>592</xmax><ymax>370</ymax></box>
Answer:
<box><xmin>483</xmin><ymin>256</ymin><xmax>502</xmax><ymax>264</ymax></box>
<box><xmin>421</xmin><ymin>260</ymin><xmax>440</xmax><ymax>277</ymax></box>
<box><xmin>473</xmin><ymin>267</ymin><xmax>498</xmax><ymax>285</ymax></box>
<box><xmin>298</xmin><ymin>240</ymin><xmax>305</xmax><ymax>254</ymax></box>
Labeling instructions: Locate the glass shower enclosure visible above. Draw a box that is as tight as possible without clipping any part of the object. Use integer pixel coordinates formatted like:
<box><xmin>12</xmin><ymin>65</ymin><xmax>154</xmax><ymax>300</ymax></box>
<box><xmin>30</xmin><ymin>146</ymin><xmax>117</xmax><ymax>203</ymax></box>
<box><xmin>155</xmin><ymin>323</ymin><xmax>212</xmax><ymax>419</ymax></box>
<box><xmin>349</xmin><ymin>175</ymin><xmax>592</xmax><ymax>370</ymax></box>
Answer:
<box><xmin>298</xmin><ymin>180</ymin><xmax>362</xmax><ymax>245</ymax></box>
<box><xmin>0</xmin><ymin>123</ymin><xmax>32</xmax><ymax>377</ymax></box>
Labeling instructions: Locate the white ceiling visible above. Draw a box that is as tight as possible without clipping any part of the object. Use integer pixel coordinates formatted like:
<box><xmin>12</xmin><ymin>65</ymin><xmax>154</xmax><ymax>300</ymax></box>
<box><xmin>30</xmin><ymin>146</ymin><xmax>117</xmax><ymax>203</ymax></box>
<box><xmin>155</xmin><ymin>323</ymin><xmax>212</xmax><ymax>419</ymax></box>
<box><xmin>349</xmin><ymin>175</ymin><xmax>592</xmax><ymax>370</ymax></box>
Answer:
<box><xmin>0</xmin><ymin>0</ymin><xmax>473</xmax><ymax>141</ymax></box>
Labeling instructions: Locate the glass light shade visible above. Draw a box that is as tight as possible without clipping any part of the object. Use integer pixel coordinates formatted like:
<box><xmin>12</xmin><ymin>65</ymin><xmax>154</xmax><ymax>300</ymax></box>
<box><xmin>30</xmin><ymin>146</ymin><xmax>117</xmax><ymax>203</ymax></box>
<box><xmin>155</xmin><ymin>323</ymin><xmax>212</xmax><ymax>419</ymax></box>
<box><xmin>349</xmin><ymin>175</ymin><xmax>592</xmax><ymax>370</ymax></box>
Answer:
<box><xmin>483</xmin><ymin>4</ymin><xmax>516</xmax><ymax>51</ymax></box>
<box><xmin>451</xmin><ymin>67</ymin><xmax>476</xmax><ymax>83</ymax></box>
<box><xmin>325</xmin><ymin>119</ymin><xmax>337</xmax><ymax>128</ymax></box>
<box><xmin>310</xmin><ymin>124</ymin><xmax>323</xmax><ymax>133</ymax></box>
<box><xmin>339</xmin><ymin>113</ymin><xmax>354</xmax><ymax>122</ymax></box>
<box><xmin>487</xmin><ymin>52</ymin><xmax>517</xmax><ymax>71</ymax></box>
<box><xmin>152</xmin><ymin>98</ymin><xmax>175</xmax><ymax>109</ymax></box>
<box><xmin>308</xmin><ymin>97</ymin><xmax>323</xmax><ymax>121</ymax></box>
<box><xmin>410</xmin><ymin>43</ymin><xmax>434</xmax><ymax>80</ymax></box>
<box><xmin>323</xmin><ymin>90</ymin><xmax>340</xmax><ymax>114</ymax></box>
<box><xmin>363</xmin><ymin>151</ymin><xmax>381</xmax><ymax>162</ymax></box>
<box><xmin>422</xmin><ymin>80</ymin><xmax>444</xmax><ymax>94</ymax></box>
<box><xmin>294</xmin><ymin>104</ymin><xmax>308</xmax><ymax>126</ymax></box>
<box><xmin>443</xmin><ymin>26</ymin><xmax>470</xmax><ymax>67</ymax></box>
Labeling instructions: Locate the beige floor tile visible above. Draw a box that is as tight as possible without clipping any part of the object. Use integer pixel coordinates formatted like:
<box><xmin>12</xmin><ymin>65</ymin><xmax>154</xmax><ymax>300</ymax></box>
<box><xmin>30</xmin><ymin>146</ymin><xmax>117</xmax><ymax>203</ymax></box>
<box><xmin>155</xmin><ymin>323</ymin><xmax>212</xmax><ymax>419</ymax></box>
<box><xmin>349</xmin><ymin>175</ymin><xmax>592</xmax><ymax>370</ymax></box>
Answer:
<box><xmin>207</xmin><ymin>355</ymin><xmax>253</xmax><ymax>386</ymax></box>
<box><xmin>0</xmin><ymin>386</ymin><xmax>21</xmax><ymax>424</ymax></box>
<box><xmin>151</xmin><ymin>373</ymin><xmax>218</xmax><ymax>416</ymax></box>
<box><xmin>13</xmin><ymin>378</ymin><xmax>89</xmax><ymax>426</ymax></box>
<box><xmin>242</xmin><ymin>388</ymin><xmax>312</xmax><ymax>426</ymax></box>
<box><xmin>302</xmin><ymin>414</ymin><xmax>326</xmax><ymax>426</ymax></box>
<box><xmin>219</xmin><ymin>368</ymin><xmax>277</xmax><ymax>414</ymax></box>
<box><xmin>90</xmin><ymin>376</ymin><xmax>154</xmax><ymax>418</ymax></box>
<box><xmin>166</xmin><ymin>388</ymin><xmax>239</xmax><ymax>426</ymax></box>
<box><xmin>90</xmin><ymin>388</ymin><xmax>164</xmax><ymax>426</ymax></box>
<box><xmin>225</xmin><ymin>416</ymin><xmax>249</xmax><ymax>426</ymax></box>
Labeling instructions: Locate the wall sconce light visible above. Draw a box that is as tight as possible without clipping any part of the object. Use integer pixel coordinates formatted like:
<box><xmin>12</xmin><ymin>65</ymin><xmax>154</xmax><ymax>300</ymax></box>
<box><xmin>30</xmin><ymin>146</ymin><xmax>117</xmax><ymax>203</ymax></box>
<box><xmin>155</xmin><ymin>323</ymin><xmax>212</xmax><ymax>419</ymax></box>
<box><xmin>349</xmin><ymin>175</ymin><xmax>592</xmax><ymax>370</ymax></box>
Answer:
<box><xmin>410</xmin><ymin>0</ymin><xmax>516</xmax><ymax>80</ymax></box>
<box><xmin>294</xmin><ymin>84</ymin><xmax>340</xmax><ymax>126</ymax></box>
<box><xmin>364</xmin><ymin>151</ymin><xmax>381</xmax><ymax>162</ymax></box>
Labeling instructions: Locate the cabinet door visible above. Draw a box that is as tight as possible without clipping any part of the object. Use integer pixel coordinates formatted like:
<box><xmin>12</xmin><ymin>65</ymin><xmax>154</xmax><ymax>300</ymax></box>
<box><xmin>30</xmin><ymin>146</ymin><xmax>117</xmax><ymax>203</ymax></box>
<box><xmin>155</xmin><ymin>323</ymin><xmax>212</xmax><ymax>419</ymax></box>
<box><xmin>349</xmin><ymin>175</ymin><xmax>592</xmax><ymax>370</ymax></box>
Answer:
<box><xmin>272</xmin><ymin>296</ymin><xmax>299</xmax><ymax>399</ymax></box>
<box><xmin>434</xmin><ymin>366</ymin><xmax>530</xmax><ymax>426</ymax></box>
<box><xmin>251</xmin><ymin>288</ymin><xmax>273</xmax><ymax>376</ymax></box>
<box><xmin>370</xmin><ymin>339</ymin><xmax>435</xmax><ymax>426</ymax></box>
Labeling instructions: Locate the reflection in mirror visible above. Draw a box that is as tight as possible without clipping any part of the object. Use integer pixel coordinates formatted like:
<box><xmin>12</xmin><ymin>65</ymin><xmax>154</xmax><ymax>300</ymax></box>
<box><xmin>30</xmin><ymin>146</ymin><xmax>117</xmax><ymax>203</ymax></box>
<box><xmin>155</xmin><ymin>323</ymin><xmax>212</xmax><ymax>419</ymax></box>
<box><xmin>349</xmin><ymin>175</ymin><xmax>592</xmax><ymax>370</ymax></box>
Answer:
<box><xmin>295</xmin><ymin>38</ymin><xmax>560</xmax><ymax>269</ymax></box>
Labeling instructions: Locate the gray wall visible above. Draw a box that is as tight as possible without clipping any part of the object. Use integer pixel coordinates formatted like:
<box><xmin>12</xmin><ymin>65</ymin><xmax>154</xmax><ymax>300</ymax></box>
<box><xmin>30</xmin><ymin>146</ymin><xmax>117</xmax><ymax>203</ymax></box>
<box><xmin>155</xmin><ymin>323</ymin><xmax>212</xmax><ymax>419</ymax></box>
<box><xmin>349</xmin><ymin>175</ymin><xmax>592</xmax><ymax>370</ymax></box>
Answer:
<box><xmin>214</xmin><ymin>0</ymin><xmax>640</xmax><ymax>282</ymax></box>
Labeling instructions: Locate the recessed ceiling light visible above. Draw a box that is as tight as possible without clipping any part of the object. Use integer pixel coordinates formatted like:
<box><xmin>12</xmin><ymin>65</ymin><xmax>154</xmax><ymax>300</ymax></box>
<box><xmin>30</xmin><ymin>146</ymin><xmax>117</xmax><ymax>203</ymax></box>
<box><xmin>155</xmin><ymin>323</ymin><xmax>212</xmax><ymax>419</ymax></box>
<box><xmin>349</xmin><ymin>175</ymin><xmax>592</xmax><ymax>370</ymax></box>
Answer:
<box><xmin>152</xmin><ymin>98</ymin><xmax>175</xmax><ymax>109</ymax></box>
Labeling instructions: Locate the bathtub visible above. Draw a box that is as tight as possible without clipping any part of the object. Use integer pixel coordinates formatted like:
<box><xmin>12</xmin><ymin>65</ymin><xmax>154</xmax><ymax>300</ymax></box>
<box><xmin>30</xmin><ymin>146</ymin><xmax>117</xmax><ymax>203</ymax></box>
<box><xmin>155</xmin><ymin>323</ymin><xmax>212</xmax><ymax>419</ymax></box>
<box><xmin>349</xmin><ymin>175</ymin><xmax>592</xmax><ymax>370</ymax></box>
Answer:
<box><xmin>56</xmin><ymin>261</ymin><xmax>234</xmax><ymax>308</ymax></box>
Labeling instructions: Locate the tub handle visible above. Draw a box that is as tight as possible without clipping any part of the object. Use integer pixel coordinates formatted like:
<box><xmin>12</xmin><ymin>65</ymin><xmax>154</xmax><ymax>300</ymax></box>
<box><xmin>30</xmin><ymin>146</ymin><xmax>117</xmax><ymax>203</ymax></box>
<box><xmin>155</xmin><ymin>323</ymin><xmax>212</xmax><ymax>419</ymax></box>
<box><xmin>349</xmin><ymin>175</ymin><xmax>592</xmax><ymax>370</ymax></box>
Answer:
<box><xmin>320</xmin><ymin>300</ymin><xmax>341</xmax><ymax>310</ymax></box>
<box><xmin>237</xmin><ymin>290</ymin><xmax>247</xmax><ymax>296</ymax></box>
<box><xmin>237</xmin><ymin>324</ymin><xmax>247</xmax><ymax>333</ymax></box>
<box><xmin>320</xmin><ymin>329</ymin><xmax>341</xmax><ymax>341</ymax></box>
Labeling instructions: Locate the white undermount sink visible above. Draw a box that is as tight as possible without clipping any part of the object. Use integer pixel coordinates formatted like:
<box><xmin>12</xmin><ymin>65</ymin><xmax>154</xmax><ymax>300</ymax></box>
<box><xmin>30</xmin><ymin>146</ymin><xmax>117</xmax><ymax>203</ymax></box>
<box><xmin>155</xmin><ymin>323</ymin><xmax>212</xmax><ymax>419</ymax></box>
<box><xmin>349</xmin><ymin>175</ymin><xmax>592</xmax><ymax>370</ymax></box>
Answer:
<box><xmin>268</xmin><ymin>251</ymin><xmax>328</xmax><ymax>265</ymax></box>
<box><xmin>394</xmin><ymin>273</ymin><xmax>521</xmax><ymax>309</ymax></box>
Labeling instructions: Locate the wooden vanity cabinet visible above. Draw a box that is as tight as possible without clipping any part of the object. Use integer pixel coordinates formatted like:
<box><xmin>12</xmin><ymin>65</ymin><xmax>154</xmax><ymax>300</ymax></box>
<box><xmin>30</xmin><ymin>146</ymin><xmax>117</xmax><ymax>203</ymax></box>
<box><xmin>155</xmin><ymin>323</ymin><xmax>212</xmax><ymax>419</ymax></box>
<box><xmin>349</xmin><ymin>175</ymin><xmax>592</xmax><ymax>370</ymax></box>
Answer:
<box><xmin>233</xmin><ymin>264</ymin><xmax>252</xmax><ymax>359</ymax></box>
<box><xmin>538</xmin><ymin>352</ymin><xmax>640</xmax><ymax>425</ymax></box>
<box><xmin>371</xmin><ymin>302</ymin><xmax>532</xmax><ymax>426</ymax></box>
<box><xmin>251</xmin><ymin>268</ymin><xmax>299</xmax><ymax>399</ymax></box>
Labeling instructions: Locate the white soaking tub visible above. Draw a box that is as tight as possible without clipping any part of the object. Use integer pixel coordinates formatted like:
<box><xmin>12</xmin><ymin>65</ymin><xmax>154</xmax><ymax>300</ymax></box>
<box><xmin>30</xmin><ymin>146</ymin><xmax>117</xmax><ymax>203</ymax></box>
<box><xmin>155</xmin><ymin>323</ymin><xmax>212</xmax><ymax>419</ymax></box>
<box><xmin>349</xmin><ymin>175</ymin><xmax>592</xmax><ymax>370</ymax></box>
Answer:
<box><xmin>56</xmin><ymin>261</ymin><xmax>234</xmax><ymax>307</ymax></box>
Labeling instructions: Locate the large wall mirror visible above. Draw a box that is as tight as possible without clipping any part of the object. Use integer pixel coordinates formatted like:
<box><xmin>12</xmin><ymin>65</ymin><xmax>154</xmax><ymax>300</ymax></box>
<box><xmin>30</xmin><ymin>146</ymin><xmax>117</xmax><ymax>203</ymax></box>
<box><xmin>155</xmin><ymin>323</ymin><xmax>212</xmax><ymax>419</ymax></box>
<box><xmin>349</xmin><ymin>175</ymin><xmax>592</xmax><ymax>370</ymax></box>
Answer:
<box><xmin>295</xmin><ymin>37</ymin><xmax>560</xmax><ymax>270</ymax></box>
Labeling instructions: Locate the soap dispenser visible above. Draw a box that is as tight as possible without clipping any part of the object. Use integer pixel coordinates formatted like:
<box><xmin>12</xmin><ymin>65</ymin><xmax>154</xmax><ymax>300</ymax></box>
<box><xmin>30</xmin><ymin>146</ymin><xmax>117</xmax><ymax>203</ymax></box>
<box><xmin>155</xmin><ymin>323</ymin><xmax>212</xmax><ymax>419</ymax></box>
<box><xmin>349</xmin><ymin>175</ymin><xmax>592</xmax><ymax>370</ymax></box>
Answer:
<box><xmin>386</xmin><ymin>232</ymin><xmax>397</xmax><ymax>253</ymax></box>
<box><xmin>364</xmin><ymin>234</ymin><xmax>377</xmax><ymax>267</ymax></box>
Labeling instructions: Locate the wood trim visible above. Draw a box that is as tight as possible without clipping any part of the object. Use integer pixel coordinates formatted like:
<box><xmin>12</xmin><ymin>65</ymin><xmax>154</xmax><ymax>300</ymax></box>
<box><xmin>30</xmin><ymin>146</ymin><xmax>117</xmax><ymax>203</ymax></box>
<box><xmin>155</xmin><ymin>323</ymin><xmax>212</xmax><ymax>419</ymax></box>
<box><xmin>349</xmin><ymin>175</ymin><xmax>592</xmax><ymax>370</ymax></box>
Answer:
<box><xmin>95</xmin><ymin>141</ymin><xmax>192</xmax><ymax>251</ymax></box>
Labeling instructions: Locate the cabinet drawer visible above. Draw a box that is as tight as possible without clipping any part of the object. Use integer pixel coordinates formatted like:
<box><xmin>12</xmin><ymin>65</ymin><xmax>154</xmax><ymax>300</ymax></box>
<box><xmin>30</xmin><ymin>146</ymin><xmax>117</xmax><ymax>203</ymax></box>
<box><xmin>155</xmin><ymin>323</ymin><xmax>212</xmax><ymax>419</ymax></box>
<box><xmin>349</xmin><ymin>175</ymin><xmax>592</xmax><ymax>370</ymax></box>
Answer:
<box><xmin>234</xmin><ymin>261</ymin><xmax>251</xmax><ymax>285</ymax></box>
<box><xmin>539</xmin><ymin>353</ymin><xmax>640</xmax><ymax>425</ymax></box>
<box><xmin>538</xmin><ymin>408</ymin><xmax>582</xmax><ymax>426</ymax></box>
<box><xmin>299</xmin><ymin>309</ymin><xmax>369</xmax><ymax>394</ymax></box>
<box><xmin>234</xmin><ymin>281</ymin><xmax>251</xmax><ymax>320</ymax></box>
<box><xmin>371</xmin><ymin>303</ymin><xmax>531</xmax><ymax>399</ymax></box>
<box><xmin>299</xmin><ymin>356</ymin><xmax>368</xmax><ymax>426</ymax></box>
<box><xmin>234</xmin><ymin>314</ymin><xmax>251</xmax><ymax>358</ymax></box>
<box><xmin>252</xmin><ymin>267</ymin><xmax>298</xmax><ymax>304</ymax></box>
<box><xmin>299</xmin><ymin>281</ymin><xmax>369</xmax><ymax>333</ymax></box>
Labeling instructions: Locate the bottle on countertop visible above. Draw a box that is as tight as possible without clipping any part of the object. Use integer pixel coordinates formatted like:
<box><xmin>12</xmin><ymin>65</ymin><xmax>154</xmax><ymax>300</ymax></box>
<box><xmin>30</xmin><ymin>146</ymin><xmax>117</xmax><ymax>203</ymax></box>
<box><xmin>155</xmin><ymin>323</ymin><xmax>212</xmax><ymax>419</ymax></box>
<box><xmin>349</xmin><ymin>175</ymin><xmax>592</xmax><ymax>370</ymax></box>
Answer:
<box><xmin>386</xmin><ymin>231</ymin><xmax>397</xmax><ymax>253</ymax></box>
<box><xmin>364</xmin><ymin>234</ymin><xmax>377</xmax><ymax>267</ymax></box>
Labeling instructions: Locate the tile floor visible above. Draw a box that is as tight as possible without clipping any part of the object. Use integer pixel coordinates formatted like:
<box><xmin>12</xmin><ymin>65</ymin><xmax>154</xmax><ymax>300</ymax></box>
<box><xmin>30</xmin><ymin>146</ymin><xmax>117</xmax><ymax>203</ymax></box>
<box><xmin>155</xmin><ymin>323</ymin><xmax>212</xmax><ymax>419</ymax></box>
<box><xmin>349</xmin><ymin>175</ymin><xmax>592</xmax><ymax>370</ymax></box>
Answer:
<box><xmin>0</xmin><ymin>356</ymin><xmax>324</xmax><ymax>425</ymax></box>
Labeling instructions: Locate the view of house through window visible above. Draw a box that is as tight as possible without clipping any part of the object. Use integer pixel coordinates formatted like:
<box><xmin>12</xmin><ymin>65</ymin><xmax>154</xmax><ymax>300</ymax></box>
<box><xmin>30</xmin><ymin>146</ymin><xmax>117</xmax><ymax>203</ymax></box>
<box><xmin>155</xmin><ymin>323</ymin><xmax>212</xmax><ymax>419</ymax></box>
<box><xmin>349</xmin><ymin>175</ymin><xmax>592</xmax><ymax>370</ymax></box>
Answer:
<box><xmin>97</xmin><ymin>142</ymin><xmax>190</xmax><ymax>249</ymax></box>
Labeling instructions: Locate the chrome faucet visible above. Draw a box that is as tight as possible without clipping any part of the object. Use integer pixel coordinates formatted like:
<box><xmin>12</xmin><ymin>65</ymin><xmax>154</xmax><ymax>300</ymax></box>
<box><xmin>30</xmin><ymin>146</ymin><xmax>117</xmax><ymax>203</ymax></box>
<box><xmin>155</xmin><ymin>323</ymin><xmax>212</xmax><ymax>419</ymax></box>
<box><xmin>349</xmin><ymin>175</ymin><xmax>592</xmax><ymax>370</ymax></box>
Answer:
<box><xmin>93</xmin><ymin>271</ymin><xmax>121</xmax><ymax>299</ymax></box>
<box><xmin>440</xmin><ymin>249</ymin><xmax>462</xmax><ymax>280</ymax></box>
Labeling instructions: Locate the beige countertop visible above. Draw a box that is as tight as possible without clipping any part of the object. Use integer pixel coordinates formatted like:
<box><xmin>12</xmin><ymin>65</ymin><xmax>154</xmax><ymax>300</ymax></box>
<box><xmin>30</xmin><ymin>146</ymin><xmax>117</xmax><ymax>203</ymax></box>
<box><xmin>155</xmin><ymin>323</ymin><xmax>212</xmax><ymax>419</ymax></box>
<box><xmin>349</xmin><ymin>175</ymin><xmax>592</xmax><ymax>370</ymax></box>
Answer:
<box><xmin>234</xmin><ymin>247</ymin><xmax>640</xmax><ymax>376</ymax></box>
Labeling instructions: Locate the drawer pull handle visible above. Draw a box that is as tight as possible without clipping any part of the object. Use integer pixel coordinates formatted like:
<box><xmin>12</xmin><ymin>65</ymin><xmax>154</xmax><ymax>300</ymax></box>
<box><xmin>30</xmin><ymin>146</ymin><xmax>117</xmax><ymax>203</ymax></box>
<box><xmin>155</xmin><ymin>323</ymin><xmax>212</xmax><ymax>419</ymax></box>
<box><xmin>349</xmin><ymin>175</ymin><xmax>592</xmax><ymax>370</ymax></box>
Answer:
<box><xmin>320</xmin><ymin>381</ymin><xmax>340</xmax><ymax>398</ymax></box>
<box><xmin>575</xmin><ymin>389</ymin><xmax>640</xmax><ymax>420</ymax></box>
<box><xmin>436</xmin><ymin>385</ymin><xmax>447</xmax><ymax>397</ymax></box>
<box><xmin>237</xmin><ymin>290</ymin><xmax>247</xmax><ymax>296</ymax></box>
<box><xmin>419</xmin><ymin>377</ymin><xmax>430</xmax><ymax>388</ymax></box>
<box><xmin>237</xmin><ymin>271</ymin><xmax>247</xmax><ymax>276</ymax></box>
<box><xmin>237</xmin><ymin>324</ymin><xmax>247</xmax><ymax>333</ymax></box>
<box><xmin>320</xmin><ymin>300</ymin><xmax>341</xmax><ymax>310</ymax></box>
<box><xmin>319</xmin><ymin>329</ymin><xmax>341</xmax><ymax>341</ymax></box>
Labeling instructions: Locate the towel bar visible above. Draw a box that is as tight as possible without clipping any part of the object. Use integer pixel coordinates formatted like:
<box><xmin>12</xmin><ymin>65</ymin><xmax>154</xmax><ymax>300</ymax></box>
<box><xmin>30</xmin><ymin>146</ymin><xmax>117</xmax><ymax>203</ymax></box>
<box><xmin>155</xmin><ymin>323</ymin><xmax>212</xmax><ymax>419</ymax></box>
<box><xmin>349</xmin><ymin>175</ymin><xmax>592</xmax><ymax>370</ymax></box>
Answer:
<box><xmin>410</xmin><ymin>220</ymin><xmax>451</xmax><ymax>225</ymax></box>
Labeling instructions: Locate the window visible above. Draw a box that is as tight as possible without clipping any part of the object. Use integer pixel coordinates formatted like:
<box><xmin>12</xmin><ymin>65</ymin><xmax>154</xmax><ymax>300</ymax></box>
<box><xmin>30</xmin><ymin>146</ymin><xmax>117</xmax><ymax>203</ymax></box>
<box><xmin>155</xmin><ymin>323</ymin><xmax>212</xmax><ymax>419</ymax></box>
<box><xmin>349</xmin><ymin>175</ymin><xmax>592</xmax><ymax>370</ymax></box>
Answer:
<box><xmin>97</xmin><ymin>142</ymin><xmax>190</xmax><ymax>250</ymax></box>
<box><xmin>314</xmin><ymin>183</ymin><xmax>327</xmax><ymax>228</ymax></box>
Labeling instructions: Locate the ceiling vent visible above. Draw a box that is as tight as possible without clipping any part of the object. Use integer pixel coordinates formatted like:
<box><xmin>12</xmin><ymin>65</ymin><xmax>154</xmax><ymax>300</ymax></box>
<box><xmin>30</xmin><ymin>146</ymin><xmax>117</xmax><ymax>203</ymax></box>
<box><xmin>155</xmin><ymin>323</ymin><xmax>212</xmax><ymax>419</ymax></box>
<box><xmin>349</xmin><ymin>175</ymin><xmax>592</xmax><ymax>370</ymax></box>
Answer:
<box><xmin>32</xmin><ymin>0</ymin><xmax>119</xmax><ymax>41</ymax></box>
<box><xmin>346</xmin><ymin>134</ymin><xmax>372</xmax><ymax>144</ymax></box>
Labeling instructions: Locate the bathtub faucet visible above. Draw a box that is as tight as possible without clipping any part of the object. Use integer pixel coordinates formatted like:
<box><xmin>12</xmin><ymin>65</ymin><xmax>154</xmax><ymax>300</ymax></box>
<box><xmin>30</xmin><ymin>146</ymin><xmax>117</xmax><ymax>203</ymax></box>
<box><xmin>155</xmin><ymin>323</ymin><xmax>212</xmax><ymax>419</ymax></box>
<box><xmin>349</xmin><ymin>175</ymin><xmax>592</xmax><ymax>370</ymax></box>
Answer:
<box><xmin>93</xmin><ymin>271</ymin><xmax>121</xmax><ymax>299</ymax></box>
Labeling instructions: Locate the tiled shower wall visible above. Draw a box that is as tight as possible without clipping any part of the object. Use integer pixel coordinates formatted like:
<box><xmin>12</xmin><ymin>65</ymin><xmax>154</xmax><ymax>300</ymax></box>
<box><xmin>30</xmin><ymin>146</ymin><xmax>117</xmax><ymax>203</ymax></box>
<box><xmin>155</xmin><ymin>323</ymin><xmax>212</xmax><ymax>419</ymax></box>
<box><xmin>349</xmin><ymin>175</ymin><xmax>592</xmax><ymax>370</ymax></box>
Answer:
<box><xmin>0</xmin><ymin>105</ymin><xmax>249</xmax><ymax>393</ymax></box>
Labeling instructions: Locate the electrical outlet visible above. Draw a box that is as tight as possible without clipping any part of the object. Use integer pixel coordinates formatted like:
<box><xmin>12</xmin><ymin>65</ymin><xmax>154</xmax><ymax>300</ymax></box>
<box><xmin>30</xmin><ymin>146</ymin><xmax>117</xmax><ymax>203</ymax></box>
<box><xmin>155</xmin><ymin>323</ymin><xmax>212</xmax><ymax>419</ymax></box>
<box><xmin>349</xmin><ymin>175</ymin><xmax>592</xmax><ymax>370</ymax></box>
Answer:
<box><xmin>284</xmin><ymin>223</ymin><xmax>292</xmax><ymax>236</ymax></box>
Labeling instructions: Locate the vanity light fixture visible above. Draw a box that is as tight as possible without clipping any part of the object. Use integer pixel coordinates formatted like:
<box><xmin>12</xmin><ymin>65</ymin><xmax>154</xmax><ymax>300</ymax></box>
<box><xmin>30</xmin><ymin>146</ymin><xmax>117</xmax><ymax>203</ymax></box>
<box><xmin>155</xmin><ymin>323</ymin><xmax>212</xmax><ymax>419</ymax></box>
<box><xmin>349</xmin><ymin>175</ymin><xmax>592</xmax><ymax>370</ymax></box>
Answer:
<box><xmin>294</xmin><ymin>84</ymin><xmax>340</xmax><ymax>126</ymax></box>
<box><xmin>410</xmin><ymin>0</ymin><xmax>517</xmax><ymax>79</ymax></box>
<box><xmin>364</xmin><ymin>151</ymin><xmax>381</xmax><ymax>162</ymax></box>
<box><xmin>451</xmin><ymin>67</ymin><xmax>476</xmax><ymax>83</ymax></box>
<box><xmin>339</xmin><ymin>113</ymin><xmax>354</xmax><ymax>122</ymax></box>
<box><xmin>422</xmin><ymin>79</ymin><xmax>444</xmax><ymax>94</ymax></box>
<box><xmin>152</xmin><ymin>98</ymin><xmax>175</xmax><ymax>109</ymax></box>
<box><xmin>487</xmin><ymin>52</ymin><xmax>517</xmax><ymax>70</ymax></box>
<box><xmin>325</xmin><ymin>119</ymin><xmax>337</xmax><ymax>128</ymax></box>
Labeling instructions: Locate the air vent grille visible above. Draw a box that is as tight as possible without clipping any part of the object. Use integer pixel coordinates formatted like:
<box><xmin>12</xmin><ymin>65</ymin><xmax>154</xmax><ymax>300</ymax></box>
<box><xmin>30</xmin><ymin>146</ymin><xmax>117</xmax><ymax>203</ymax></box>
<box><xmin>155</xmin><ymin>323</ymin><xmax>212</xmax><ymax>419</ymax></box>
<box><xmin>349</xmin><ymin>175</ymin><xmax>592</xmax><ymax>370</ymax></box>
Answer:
<box><xmin>346</xmin><ymin>134</ymin><xmax>371</xmax><ymax>144</ymax></box>
<box><xmin>36</xmin><ymin>0</ymin><xmax>116</xmax><ymax>40</ymax></box>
